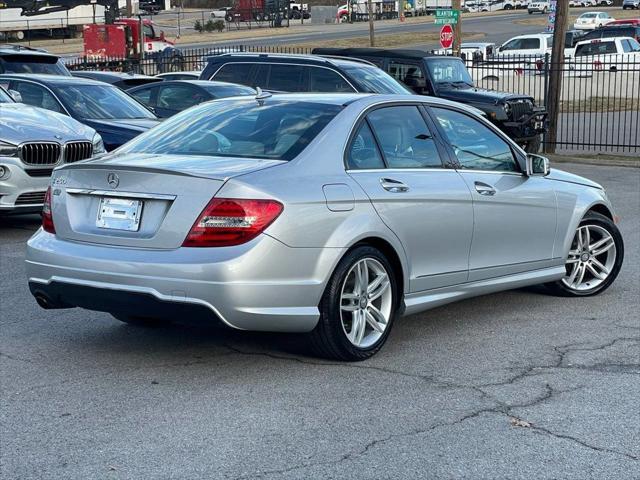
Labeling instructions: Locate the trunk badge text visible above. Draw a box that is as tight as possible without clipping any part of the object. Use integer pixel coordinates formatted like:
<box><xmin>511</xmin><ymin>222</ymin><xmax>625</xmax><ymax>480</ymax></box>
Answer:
<box><xmin>107</xmin><ymin>173</ymin><xmax>120</xmax><ymax>189</ymax></box>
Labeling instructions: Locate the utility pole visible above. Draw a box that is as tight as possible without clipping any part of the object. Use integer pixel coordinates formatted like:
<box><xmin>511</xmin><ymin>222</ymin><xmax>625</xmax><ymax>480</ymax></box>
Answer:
<box><xmin>452</xmin><ymin>0</ymin><xmax>461</xmax><ymax>56</ymax></box>
<box><xmin>545</xmin><ymin>0</ymin><xmax>569</xmax><ymax>154</ymax></box>
<box><xmin>126</xmin><ymin>0</ymin><xmax>132</xmax><ymax>17</ymax></box>
<box><xmin>368</xmin><ymin>0</ymin><xmax>375</xmax><ymax>47</ymax></box>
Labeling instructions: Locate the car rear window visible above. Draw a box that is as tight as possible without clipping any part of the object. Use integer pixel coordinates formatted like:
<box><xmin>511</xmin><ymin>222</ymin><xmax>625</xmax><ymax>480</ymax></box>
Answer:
<box><xmin>575</xmin><ymin>41</ymin><xmax>618</xmax><ymax>56</ymax></box>
<box><xmin>340</xmin><ymin>64</ymin><xmax>410</xmax><ymax>94</ymax></box>
<box><xmin>119</xmin><ymin>100</ymin><xmax>343</xmax><ymax>161</ymax></box>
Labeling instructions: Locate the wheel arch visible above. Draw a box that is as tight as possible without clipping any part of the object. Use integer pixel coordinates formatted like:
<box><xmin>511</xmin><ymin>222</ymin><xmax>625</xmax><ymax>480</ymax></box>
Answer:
<box><xmin>348</xmin><ymin>236</ymin><xmax>406</xmax><ymax>299</ymax></box>
<box><xmin>587</xmin><ymin>202</ymin><xmax>614</xmax><ymax>221</ymax></box>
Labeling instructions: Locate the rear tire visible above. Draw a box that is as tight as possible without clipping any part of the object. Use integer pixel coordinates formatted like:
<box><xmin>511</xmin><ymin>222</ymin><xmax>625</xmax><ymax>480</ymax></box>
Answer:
<box><xmin>309</xmin><ymin>246</ymin><xmax>399</xmax><ymax>361</ymax></box>
<box><xmin>545</xmin><ymin>212</ymin><xmax>623</xmax><ymax>297</ymax></box>
<box><xmin>113</xmin><ymin>314</ymin><xmax>171</xmax><ymax>327</ymax></box>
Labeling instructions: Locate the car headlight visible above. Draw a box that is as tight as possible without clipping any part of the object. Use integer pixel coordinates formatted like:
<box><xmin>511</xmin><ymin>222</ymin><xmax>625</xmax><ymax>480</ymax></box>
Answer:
<box><xmin>0</xmin><ymin>140</ymin><xmax>18</xmax><ymax>158</ymax></box>
<box><xmin>503</xmin><ymin>103</ymin><xmax>511</xmax><ymax>115</ymax></box>
<box><xmin>92</xmin><ymin>133</ymin><xmax>105</xmax><ymax>155</ymax></box>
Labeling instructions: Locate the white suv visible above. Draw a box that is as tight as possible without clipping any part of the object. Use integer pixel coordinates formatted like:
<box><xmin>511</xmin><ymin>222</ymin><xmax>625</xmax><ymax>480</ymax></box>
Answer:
<box><xmin>0</xmin><ymin>87</ymin><xmax>101</xmax><ymax>214</ymax></box>
<box><xmin>528</xmin><ymin>1</ymin><xmax>549</xmax><ymax>13</ymax></box>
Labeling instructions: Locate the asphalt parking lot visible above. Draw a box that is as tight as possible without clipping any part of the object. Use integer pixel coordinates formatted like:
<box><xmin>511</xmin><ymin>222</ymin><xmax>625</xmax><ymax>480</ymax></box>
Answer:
<box><xmin>1</xmin><ymin>162</ymin><xmax>638</xmax><ymax>479</ymax></box>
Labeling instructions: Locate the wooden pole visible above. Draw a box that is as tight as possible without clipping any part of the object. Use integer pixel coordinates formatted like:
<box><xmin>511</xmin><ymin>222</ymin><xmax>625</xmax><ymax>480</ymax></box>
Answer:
<box><xmin>452</xmin><ymin>0</ymin><xmax>461</xmax><ymax>56</ymax></box>
<box><xmin>545</xmin><ymin>0</ymin><xmax>569</xmax><ymax>154</ymax></box>
<box><xmin>368</xmin><ymin>0</ymin><xmax>375</xmax><ymax>47</ymax></box>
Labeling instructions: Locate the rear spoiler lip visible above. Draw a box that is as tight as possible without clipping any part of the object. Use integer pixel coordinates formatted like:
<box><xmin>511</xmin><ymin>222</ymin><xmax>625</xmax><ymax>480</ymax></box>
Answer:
<box><xmin>54</xmin><ymin>158</ymin><xmax>287</xmax><ymax>182</ymax></box>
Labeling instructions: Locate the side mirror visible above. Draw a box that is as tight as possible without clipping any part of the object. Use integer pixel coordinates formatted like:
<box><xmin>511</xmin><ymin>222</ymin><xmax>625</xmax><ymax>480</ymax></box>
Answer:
<box><xmin>8</xmin><ymin>90</ymin><xmax>22</xmax><ymax>103</ymax></box>
<box><xmin>526</xmin><ymin>154</ymin><xmax>550</xmax><ymax>176</ymax></box>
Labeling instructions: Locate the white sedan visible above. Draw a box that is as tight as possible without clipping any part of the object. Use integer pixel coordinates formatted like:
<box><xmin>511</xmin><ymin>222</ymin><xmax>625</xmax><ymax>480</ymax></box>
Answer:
<box><xmin>574</xmin><ymin>11</ymin><xmax>615</xmax><ymax>29</ymax></box>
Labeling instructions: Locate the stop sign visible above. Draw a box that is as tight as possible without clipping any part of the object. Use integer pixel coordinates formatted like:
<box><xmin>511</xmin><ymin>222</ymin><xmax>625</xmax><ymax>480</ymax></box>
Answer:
<box><xmin>440</xmin><ymin>24</ymin><xmax>454</xmax><ymax>49</ymax></box>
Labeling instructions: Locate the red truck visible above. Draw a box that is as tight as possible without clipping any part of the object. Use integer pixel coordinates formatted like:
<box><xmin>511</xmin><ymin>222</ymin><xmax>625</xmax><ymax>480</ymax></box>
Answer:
<box><xmin>83</xmin><ymin>18</ymin><xmax>183</xmax><ymax>72</ymax></box>
<box><xmin>225</xmin><ymin>0</ymin><xmax>282</xmax><ymax>22</ymax></box>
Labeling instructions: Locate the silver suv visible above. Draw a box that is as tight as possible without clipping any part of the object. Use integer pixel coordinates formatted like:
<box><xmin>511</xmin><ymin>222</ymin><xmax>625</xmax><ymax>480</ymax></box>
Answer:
<box><xmin>0</xmin><ymin>87</ymin><xmax>102</xmax><ymax>213</ymax></box>
<box><xmin>622</xmin><ymin>0</ymin><xmax>639</xmax><ymax>9</ymax></box>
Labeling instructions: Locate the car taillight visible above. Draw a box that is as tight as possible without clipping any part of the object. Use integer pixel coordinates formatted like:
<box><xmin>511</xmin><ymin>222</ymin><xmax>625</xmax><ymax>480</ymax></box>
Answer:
<box><xmin>42</xmin><ymin>186</ymin><xmax>55</xmax><ymax>234</ymax></box>
<box><xmin>183</xmin><ymin>198</ymin><xmax>283</xmax><ymax>247</ymax></box>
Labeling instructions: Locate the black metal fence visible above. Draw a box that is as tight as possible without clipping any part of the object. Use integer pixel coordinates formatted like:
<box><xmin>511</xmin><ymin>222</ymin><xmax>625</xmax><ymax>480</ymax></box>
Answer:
<box><xmin>65</xmin><ymin>48</ymin><xmax>640</xmax><ymax>154</ymax></box>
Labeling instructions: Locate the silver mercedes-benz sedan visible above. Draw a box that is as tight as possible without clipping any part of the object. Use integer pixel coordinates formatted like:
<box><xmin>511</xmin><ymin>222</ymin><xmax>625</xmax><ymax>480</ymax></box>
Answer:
<box><xmin>26</xmin><ymin>93</ymin><xmax>624</xmax><ymax>360</ymax></box>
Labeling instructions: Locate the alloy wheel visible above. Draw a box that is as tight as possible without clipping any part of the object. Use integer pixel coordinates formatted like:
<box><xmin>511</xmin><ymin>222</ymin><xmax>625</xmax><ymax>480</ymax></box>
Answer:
<box><xmin>340</xmin><ymin>258</ymin><xmax>393</xmax><ymax>348</ymax></box>
<box><xmin>562</xmin><ymin>224</ymin><xmax>617</xmax><ymax>291</ymax></box>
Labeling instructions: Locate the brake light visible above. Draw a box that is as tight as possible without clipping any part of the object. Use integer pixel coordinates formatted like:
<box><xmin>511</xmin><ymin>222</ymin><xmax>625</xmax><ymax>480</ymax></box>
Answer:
<box><xmin>42</xmin><ymin>186</ymin><xmax>55</xmax><ymax>234</ymax></box>
<box><xmin>183</xmin><ymin>198</ymin><xmax>283</xmax><ymax>247</ymax></box>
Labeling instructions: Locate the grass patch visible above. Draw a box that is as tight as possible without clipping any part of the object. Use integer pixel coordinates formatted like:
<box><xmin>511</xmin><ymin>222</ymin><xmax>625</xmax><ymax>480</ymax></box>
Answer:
<box><xmin>290</xmin><ymin>31</ymin><xmax>485</xmax><ymax>49</ymax></box>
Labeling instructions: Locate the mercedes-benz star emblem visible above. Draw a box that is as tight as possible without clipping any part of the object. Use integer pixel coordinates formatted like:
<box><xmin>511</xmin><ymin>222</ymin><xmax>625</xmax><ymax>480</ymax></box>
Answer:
<box><xmin>107</xmin><ymin>172</ymin><xmax>119</xmax><ymax>189</ymax></box>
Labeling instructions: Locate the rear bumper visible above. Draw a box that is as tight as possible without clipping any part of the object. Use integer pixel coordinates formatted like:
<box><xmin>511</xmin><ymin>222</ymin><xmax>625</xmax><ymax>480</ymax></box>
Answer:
<box><xmin>26</xmin><ymin>230</ymin><xmax>346</xmax><ymax>332</ymax></box>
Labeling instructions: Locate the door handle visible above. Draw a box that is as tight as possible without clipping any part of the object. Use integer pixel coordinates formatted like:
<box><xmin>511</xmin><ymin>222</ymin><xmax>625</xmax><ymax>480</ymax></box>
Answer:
<box><xmin>474</xmin><ymin>181</ymin><xmax>496</xmax><ymax>196</ymax></box>
<box><xmin>380</xmin><ymin>178</ymin><xmax>409</xmax><ymax>193</ymax></box>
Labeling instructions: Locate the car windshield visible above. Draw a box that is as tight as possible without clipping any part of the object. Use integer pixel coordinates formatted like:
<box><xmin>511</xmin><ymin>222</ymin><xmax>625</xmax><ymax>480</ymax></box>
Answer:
<box><xmin>119</xmin><ymin>100</ymin><xmax>342</xmax><ymax>161</ymax></box>
<box><xmin>340</xmin><ymin>64</ymin><xmax>410</xmax><ymax>94</ymax></box>
<box><xmin>426</xmin><ymin>58</ymin><xmax>474</xmax><ymax>85</ymax></box>
<box><xmin>53</xmin><ymin>84</ymin><xmax>156</xmax><ymax>120</ymax></box>
<box><xmin>0</xmin><ymin>56</ymin><xmax>69</xmax><ymax>75</ymax></box>
<box><xmin>202</xmin><ymin>83</ymin><xmax>256</xmax><ymax>97</ymax></box>
<box><xmin>582</xmin><ymin>13</ymin><xmax>597</xmax><ymax>18</ymax></box>
<box><xmin>0</xmin><ymin>87</ymin><xmax>13</xmax><ymax>103</ymax></box>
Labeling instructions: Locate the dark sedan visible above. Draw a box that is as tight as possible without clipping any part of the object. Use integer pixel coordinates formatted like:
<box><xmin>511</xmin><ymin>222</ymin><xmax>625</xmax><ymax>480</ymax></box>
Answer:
<box><xmin>71</xmin><ymin>71</ymin><xmax>162</xmax><ymax>90</ymax></box>
<box><xmin>128</xmin><ymin>80</ymin><xmax>256</xmax><ymax>118</ymax></box>
<box><xmin>0</xmin><ymin>74</ymin><xmax>160</xmax><ymax>151</ymax></box>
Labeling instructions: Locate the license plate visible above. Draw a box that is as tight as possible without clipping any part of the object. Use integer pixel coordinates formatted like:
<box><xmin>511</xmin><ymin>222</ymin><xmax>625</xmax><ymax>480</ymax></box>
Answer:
<box><xmin>96</xmin><ymin>197</ymin><xmax>143</xmax><ymax>232</ymax></box>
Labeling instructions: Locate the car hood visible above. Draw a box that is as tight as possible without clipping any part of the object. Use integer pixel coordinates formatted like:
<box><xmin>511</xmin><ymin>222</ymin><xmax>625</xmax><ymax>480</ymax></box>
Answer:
<box><xmin>83</xmin><ymin>118</ymin><xmax>160</xmax><ymax>133</ymax></box>
<box><xmin>547</xmin><ymin>168</ymin><xmax>603</xmax><ymax>189</ymax></box>
<box><xmin>73</xmin><ymin>152</ymin><xmax>286</xmax><ymax>181</ymax></box>
<box><xmin>0</xmin><ymin>103</ymin><xmax>95</xmax><ymax>144</ymax></box>
<box><xmin>435</xmin><ymin>85</ymin><xmax>531</xmax><ymax>105</ymax></box>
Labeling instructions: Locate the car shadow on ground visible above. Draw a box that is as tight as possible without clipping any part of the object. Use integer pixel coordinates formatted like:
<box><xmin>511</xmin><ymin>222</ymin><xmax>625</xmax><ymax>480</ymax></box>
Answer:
<box><xmin>65</xmin><ymin>285</ymin><xmax>555</xmax><ymax>365</ymax></box>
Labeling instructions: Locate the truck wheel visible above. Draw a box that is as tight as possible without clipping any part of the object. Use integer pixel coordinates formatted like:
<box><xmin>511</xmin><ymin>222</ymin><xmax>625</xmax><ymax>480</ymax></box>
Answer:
<box><xmin>523</xmin><ymin>135</ymin><xmax>542</xmax><ymax>153</ymax></box>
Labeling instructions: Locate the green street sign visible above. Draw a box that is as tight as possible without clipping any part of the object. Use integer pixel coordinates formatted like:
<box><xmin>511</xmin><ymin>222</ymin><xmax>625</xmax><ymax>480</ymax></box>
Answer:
<box><xmin>435</xmin><ymin>9</ymin><xmax>459</xmax><ymax>25</ymax></box>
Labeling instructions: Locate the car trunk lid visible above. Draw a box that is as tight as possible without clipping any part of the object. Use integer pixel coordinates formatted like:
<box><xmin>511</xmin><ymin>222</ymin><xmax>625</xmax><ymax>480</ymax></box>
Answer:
<box><xmin>50</xmin><ymin>154</ymin><xmax>284</xmax><ymax>249</ymax></box>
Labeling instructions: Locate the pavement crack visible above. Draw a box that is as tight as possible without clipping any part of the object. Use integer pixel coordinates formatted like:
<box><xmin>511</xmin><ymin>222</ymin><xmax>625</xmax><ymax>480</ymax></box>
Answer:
<box><xmin>222</xmin><ymin>344</ymin><xmax>461</xmax><ymax>389</ymax></box>
<box><xmin>528</xmin><ymin>424</ymin><xmax>639</xmax><ymax>461</ymax></box>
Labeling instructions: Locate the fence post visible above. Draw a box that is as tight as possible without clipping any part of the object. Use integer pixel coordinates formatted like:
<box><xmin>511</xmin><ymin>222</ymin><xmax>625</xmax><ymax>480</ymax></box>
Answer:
<box><xmin>542</xmin><ymin>52</ymin><xmax>550</xmax><ymax>149</ymax></box>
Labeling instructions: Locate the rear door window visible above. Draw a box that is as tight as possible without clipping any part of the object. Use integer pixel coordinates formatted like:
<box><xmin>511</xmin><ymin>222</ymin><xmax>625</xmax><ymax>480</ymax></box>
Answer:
<box><xmin>346</xmin><ymin>122</ymin><xmax>385</xmax><ymax>170</ymax></box>
<box><xmin>211</xmin><ymin>63</ymin><xmax>254</xmax><ymax>85</ymax></box>
<box><xmin>129</xmin><ymin>85</ymin><xmax>156</xmax><ymax>107</ymax></box>
<box><xmin>266</xmin><ymin>64</ymin><xmax>306</xmax><ymax>92</ymax></box>
<box><xmin>308</xmin><ymin>67</ymin><xmax>353</xmax><ymax>92</ymax></box>
<box><xmin>156</xmin><ymin>85</ymin><xmax>207</xmax><ymax>111</ymax></box>
<box><xmin>388</xmin><ymin>61</ymin><xmax>429</xmax><ymax>93</ymax></box>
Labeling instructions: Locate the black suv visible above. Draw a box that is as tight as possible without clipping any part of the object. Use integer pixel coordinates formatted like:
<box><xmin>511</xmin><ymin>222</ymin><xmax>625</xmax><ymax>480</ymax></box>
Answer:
<box><xmin>199</xmin><ymin>53</ymin><xmax>410</xmax><ymax>94</ymax></box>
<box><xmin>0</xmin><ymin>45</ymin><xmax>70</xmax><ymax>75</ymax></box>
<box><xmin>313</xmin><ymin>48</ymin><xmax>547</xmax><ymax>152</ymax></box>
<box><xmin>581</xmin><ymin>25</ymin><xmax>640</xmax><ymax>43</ymax></box>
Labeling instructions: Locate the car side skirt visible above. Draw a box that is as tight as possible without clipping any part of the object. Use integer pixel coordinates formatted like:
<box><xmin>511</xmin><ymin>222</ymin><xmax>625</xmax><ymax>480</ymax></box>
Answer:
<box><xmin>403</xmin><ymin>264</ymin><xmax>566</xmax><ymax>316</ymax></box>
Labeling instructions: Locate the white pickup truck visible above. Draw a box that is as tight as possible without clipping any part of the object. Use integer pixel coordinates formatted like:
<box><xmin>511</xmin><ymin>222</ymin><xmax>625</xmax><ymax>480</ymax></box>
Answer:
<box><xmin>571</xmin><ymin>36</ymin><xmax>640</xmax><ymax>71</ymax></box>
<box><xmin>492</xmin><ymin>33</ymin><xmax>576</xmax><ymax>59</ymax></box>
